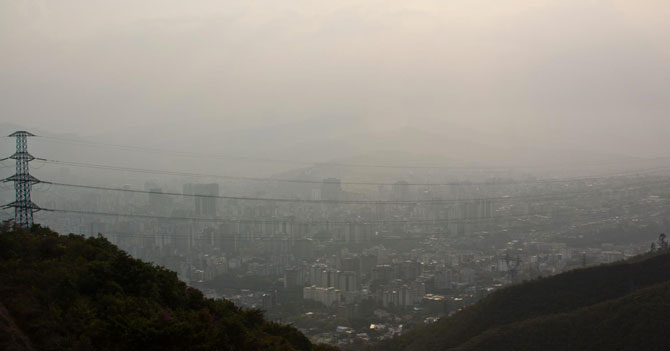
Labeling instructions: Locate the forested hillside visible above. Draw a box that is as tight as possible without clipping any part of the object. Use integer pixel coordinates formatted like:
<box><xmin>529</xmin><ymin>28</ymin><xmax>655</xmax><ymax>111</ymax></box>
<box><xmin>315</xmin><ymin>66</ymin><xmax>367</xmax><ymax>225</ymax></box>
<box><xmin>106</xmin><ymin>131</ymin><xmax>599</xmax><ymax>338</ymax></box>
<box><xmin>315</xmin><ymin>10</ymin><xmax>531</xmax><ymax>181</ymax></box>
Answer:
<box><xmin>458</xmin><ymin>281</ymin><xmax>670</xmax><ymax>351</ymax></box>
<box><xmin>381</xmin><ymin>248</ymin><xmax>670</xmax><ymax>351</ymax></box>
<box><xmin>0</xmin><ymin>225</ymin><xmax>336</xmax><ymax>351</ymax></box>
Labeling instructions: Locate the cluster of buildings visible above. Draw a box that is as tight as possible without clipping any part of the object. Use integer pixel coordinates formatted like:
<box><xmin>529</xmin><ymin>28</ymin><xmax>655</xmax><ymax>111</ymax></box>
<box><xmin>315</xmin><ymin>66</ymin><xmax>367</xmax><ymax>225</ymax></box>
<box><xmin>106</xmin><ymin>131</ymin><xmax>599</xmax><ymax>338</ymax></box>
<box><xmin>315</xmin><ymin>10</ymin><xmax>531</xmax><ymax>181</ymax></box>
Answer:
<box><xmin>32</xmin><ymin>174</ymin><xmax>670</xmax><ymax>347</ymax></box>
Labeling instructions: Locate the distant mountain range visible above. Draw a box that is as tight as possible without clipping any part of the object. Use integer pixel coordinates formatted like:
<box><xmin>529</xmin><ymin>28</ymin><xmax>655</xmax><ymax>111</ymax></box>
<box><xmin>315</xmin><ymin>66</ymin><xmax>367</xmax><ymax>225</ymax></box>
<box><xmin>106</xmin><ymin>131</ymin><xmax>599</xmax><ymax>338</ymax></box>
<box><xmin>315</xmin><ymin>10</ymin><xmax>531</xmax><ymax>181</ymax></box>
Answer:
<box><xmin>1</xmin><ymin>120</ymin><xmax>657</xmax><ymax>192</ymax></box>
<box><xmin>0</xmin><ymin>120</ymin><xmax>641</xmax><ymax>173</ymax></box>
<box><xmin>378</xmin><ymin>249</ymin><xmax>670</xmax><ymax>351</ymax></box>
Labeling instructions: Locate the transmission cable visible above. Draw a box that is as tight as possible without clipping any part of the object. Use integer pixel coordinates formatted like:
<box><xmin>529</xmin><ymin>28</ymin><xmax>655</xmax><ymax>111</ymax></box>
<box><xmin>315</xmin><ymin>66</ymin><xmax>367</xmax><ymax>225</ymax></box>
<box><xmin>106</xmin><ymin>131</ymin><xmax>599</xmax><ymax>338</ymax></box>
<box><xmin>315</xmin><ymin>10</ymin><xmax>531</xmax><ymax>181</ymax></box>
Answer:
<box><xmin>39</xmin><ymin>158</ymin><xmax>670</xmax><ymax>187</ymax></box>
<box><xmin>34</xmin><ymin>136</ymin><xmax>503</xmax><ymax>170</ymax></box>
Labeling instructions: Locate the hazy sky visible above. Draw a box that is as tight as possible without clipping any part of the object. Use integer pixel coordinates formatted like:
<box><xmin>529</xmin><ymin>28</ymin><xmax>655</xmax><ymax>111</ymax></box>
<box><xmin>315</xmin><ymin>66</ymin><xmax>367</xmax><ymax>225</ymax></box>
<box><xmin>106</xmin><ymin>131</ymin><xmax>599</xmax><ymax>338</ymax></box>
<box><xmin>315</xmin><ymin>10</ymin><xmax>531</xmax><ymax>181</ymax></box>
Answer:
<box><xmin>1</xmin><ymin>0</ymin><xmax>669</xmax><ymax>157</ymax></box>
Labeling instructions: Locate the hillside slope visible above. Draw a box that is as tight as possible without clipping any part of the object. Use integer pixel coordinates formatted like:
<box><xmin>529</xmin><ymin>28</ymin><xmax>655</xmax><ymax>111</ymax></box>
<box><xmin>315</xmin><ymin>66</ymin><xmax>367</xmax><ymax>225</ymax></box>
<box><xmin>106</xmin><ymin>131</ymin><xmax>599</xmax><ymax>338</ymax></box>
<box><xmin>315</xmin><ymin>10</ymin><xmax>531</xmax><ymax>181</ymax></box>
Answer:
<box><xmin>382</xmin><ymin>250</ymin><xmax>670</xmax><ymax>351</ymax></box>
<box><xmin>0</xmin><ymin>300</ymin><xmax>34</xmax><ymax>351</ymax></box>
<box><xmin>458</xmin><ymin>281</ymin><xmax>670</xmax><ymax>351</ymax></box>
<box><xmin>0</xmin><ymin>225</ymin><xmax>335</xmax><ymax>351</ymax></box>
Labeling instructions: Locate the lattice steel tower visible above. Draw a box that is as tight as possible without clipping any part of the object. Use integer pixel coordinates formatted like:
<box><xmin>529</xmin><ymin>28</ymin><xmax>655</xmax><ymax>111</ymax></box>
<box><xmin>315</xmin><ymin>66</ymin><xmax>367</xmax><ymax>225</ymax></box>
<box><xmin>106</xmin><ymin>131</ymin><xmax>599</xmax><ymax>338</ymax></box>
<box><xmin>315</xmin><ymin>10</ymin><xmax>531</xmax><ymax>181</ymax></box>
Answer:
<box><xmin>3</xmin><ymin>131</ymin><xmax>40</xmax><ymax>228</ymax></box>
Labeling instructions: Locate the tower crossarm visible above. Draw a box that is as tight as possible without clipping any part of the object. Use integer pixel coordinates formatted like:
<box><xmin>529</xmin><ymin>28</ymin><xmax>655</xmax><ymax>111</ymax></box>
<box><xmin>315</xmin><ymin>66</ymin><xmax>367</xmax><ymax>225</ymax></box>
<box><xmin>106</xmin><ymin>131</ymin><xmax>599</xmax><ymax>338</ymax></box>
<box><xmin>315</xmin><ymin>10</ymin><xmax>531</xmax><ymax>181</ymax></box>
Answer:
<box><xmin>3</xmin><ymin>174</ymin><xmax>41</xmax><ymax>184</ymax></box>
<box><xmin>3</xmin><ymin>131</ymin><xmax>39</xmax><ymax>228</ymax></box>
<box><xmin>9</xmin><ymin>151</ymin><xmax>35</xmax><ymax>161</ymax></box>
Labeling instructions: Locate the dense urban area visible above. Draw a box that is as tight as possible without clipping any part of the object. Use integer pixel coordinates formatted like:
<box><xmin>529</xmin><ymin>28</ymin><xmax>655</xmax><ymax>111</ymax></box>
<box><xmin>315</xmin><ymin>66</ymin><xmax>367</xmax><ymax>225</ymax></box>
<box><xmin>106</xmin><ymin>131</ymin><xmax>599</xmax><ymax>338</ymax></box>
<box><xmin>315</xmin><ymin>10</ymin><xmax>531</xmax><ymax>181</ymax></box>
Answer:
<box><xmin>3</xmin><ymin>1</ymin><xmax>670</xmax><ymax>350</ymax></box>
<box><xmin>11</xmin><ymin>158</ymin><xmax>666</xmax><ymax>349</ymax></box>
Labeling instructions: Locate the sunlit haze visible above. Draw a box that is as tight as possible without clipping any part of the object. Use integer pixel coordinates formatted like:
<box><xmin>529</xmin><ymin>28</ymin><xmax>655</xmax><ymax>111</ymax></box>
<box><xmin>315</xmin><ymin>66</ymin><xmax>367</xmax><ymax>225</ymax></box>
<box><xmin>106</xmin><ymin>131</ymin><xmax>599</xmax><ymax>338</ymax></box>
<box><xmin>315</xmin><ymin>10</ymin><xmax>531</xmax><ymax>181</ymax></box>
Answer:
<box><xmin>2</xmin><ymin>3</ymin><xmax>670</xmax><ymax>350</ymax></box>
<box><xmin>2</xmin><ymin>1</ymin><xmax>669</xmax><ymax>160</ymax></box>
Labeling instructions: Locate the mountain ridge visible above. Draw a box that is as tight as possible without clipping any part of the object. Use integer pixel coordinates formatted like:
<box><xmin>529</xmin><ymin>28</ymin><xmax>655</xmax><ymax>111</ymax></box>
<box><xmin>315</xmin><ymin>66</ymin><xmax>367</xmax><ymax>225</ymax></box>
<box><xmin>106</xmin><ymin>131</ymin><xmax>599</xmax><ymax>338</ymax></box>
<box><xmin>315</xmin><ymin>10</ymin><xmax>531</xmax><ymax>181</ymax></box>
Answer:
<box><xmin>379</xmin><ymin>249</ymin><xmax>670</xmax><ymax>351</ymax></box>
<box><xmin>0</xmin><ymin>225</ymin><xmax>336</xmax><ymax>351</ymax></box>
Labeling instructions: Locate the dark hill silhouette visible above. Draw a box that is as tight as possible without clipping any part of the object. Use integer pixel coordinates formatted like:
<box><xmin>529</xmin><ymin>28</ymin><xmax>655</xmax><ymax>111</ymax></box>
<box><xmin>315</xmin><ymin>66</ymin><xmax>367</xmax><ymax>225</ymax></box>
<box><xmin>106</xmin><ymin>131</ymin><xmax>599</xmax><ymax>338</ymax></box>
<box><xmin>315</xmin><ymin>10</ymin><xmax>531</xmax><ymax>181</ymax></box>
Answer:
<box><xmin>0</xmin><ymin>225</ymin><xmax>336</xmax><ymax>351</ymax></box>
<box><xmin>458</xmin><ymin>281</ymin><xmax>670</xmax><ymax>351</ymax></box>
<box><xmin>380</xmin><ymin>249</ymin><xmax>670</xmax><ymax>351</ymax></box>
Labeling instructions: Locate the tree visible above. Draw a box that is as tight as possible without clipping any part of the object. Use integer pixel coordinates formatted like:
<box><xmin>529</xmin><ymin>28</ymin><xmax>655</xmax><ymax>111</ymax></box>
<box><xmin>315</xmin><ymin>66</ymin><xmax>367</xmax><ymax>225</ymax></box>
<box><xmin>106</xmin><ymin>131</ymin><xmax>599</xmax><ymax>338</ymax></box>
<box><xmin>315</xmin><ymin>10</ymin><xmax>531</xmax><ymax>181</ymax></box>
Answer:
<box><xmin>658</xmin><ymin>233</ymin><xmax>668</xmax><ymax>250</ymax></box>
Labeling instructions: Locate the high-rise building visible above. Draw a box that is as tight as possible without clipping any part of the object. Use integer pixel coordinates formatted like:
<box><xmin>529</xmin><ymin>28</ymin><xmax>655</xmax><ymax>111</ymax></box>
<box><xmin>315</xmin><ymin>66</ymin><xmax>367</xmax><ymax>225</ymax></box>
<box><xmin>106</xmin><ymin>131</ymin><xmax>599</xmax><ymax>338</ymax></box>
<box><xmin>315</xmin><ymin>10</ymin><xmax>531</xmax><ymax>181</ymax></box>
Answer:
<box><xmin>338</xmin><ymin>271</ymin><xmax>358</xmax><ymax>292</ymax></box>
<box><xmin>340</xmin><ymin>256</ymin><xmax>360</xmax><ymax>273</ymax></box>
<box><xmin>148</xmin><ymin>188</ymin><xmax>164</xmax><ymax>209</ymax></box>
<box><xmin>359</xmin><ymin>254</ymin><xmax>378</xmax><ymax>280</ymax></box>
<box><xmin>182</xmin><ymin>183</ymin><xmax>194</xmax><ymax>200</ymax></box>
<box><xmin>284</xmin><ymin>268</ymin><xmax>304</xmax><ymax>288</ymax></box>
<box><xmin>392</xmin><ymin>180</ymin><xmax>411</xmax><ymax>201</ymax></box>
<box><xmin>303</xmin><ymin>286</ymin><xmax>341</xmax><ymax>306</ymax></box>
<box><xmin>321</xmin><ymin>178</ymin><xmax>342</xmax><ymax>201</ymax></box>
<box><xmin>184</xmin><ymin>183</ymin><xmax>219</xmax><ymax>217</ymax></box>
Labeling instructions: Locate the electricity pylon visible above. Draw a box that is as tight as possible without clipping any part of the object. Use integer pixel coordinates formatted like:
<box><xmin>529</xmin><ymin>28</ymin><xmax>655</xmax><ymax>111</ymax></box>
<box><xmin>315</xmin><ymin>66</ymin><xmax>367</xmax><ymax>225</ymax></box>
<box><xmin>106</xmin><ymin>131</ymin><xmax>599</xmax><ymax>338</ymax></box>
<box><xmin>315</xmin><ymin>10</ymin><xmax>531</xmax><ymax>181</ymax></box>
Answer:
<box><xmin>2</xmin><ymin>131</ymin><xmax>40</xmax><ymax>228</ymax></box>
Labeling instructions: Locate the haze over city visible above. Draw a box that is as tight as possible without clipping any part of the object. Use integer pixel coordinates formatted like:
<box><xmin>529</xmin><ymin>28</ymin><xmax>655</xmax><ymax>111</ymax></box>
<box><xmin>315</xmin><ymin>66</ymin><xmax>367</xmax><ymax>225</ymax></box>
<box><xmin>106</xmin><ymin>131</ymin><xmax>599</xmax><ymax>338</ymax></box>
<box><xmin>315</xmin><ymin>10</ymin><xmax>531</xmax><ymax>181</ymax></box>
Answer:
<box><xmin>1</xmin><ymin>1</ymin><xmax>670</xmax><ymax>350</ymax></box>
<box><xmin>2</xmin><ymin>1</ymin><xmax>670</xmax><ymax>160</ymax></box>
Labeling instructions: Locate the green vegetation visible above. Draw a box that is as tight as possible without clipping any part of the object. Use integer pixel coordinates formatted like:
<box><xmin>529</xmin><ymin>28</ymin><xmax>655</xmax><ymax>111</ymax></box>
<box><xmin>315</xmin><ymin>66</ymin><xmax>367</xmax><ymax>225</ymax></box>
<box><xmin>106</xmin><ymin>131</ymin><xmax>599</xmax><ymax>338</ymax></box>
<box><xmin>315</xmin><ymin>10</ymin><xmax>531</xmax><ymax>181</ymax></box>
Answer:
<box><xmin>458</xmin><ymin>281</ymin><xmax>670</xmax><ymax>351</ymax></box>
<box><xmin>0</xmin><ymin>225</ymin><xmax>335</xmax><ymax>351</ymax></box>
<box><xmin>380</xmin><ymin>249</ymin><xmax>670</xmax><ymax>351</ymax></box>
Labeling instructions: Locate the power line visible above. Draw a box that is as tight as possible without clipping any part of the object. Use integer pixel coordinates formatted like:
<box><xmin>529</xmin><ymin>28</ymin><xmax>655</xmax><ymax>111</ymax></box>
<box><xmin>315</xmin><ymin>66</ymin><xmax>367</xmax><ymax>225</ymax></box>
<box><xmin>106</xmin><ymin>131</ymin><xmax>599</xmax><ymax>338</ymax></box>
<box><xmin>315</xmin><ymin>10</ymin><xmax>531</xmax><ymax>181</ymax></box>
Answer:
<box><xmin>41</xmin><ymin>179</ymin><xmax>670</xmax><ymax>206</ymax></box>
<box><xmin>42</xmin><ymin>207</ymin><xmax>537</xmax><ymax>225</ymax></box>
<box><xmin>50</xmin><ymin>210</ymin><xmax>632</xmax><ymax>242</ymax></box>
<box><xmin>11</xmin><ymin>133</ymin><xmax>666</xmax><ymax>244</ymax></box>
<box><xmin>40</xmin><ymin>158</ymin><xmax>670</xmax><ymax>187</ymax></box>
<box><xmin>42</xmin><ymin>158</ymin><xmax>505</xmax><ymax>186</ymax></box>
<box><xmin>43</xmin><ymin>208</ymin><xmax>470</xmax><ymax>224</ymax></box>
<box><xmin>67</xmin><ymin>230</ymin><xmax>437</xmax><ymax>242</ymax></box>
<box><xmin>37</xmin><ymin>186</ymin><xmax>661</xmax><ymax>227</ymax></box>
<box><xmin>35</xmin><ymin>136</ymin><xmax>320</xmax><ymax>167</ymax></box>
<box><xmin>33</xmin><ymin>135</ymin><xmax>670</xmax><ymax>170</ymax></box>
<box><xmin>62</xmin><ymin>230</ymin><xmax>499</xmax><ymax>242</ymax></box>
<box><xmin>55</xmin><ymin>230</ymin><xmax>533</xmax><ymax>242</ymax></box>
